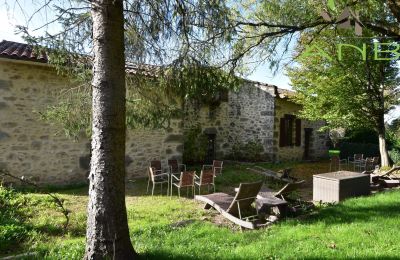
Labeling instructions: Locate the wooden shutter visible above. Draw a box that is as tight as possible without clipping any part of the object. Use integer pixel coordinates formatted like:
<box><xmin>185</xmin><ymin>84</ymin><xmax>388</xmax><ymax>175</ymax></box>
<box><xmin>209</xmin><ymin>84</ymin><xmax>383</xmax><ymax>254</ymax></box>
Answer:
<box><xmin>295</xmin><ymin>119</ymin><xmax>301</xmax><ymax>146</ymax></box>
<box><xmin>279</xmin><ymin>118</ymin><xmax>286</xmax><ymax>147</ymax></box>
<box><xmin>287</xmin><ymin>117</ymin><xmax>293</xmax><ymax>146</ymax></box>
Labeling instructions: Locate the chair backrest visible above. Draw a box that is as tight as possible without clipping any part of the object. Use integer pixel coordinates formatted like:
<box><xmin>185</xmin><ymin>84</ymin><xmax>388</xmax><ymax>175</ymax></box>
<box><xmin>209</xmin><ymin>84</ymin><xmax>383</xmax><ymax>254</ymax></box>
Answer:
<box><xmin>179</xmin><ymin>171</ymin><xmax>195</xmax><ymax>187</ymax></box>
<box><xmin>150</xmin><ymin>160</ymin><xmax>162</xmax><ymax>171</ymax></box>
<box><xmin>276</xmin><ymin>180</ymin><xmax>305</xmax><ymax>197</ymax></box>
<box><xmin>227</xmin><ymin>181</ymin><xmax>263</xmax><ymax>216</ymax></box>
<box><xmin>199</xmin><ymin>170</ymin><xmax>214</xmax><ymax>185</ymax></box>
<box><xmin>213</xmin><ymin>160</ymin><xmax>223</xmax><ymax>175</ymax></box>
<box><xmin>354</xmin><ymin>154</ymin><xmax>363</xmax><ymax>161</ymax></box>
<box><xmin>168</xmin><ymin>159</ymin><xmax>179</xmax><ymax>173</ymax></box>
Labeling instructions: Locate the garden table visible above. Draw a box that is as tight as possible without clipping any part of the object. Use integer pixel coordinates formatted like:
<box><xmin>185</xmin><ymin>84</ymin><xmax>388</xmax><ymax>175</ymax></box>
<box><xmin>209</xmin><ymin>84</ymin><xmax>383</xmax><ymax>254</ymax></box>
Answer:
<box><xmin>234</xmin><ymin>187</ymin><xmax>288</xmax><ymax>217</ymax></box>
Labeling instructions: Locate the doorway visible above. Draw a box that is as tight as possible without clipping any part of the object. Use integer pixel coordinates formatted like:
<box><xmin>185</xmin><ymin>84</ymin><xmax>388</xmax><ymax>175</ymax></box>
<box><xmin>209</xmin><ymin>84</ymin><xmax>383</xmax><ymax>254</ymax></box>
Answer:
<box><xmin>304</xmin><ymin>128</ymin><xmax>313</xmax><ymax>160</ymax></box>
<box><xmin>205</xmin><ymin>134</ymin><xmax>216</xmax><ymax>164</ymax></box>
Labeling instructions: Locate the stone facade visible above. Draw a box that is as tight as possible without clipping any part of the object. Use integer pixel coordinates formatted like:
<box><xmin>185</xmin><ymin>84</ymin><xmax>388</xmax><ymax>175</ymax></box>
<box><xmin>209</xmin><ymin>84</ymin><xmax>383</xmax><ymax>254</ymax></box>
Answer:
<box><xmin>273</xmin><ymin>98</ymin><xmax>328</xmax><ymax>161</ymax></box>
<box><xmin>0</xmin><ymin>57</ymin><xmax>328</xmax><ymax>185</ymax></box>
<box><xmin>184</xmin><ymin>82</ymin><xmax>275</xmax><ymax>160</ymax></box>
<box><xmin>0</xmin><ymin>59</ymin><xmax>182</xmax><ymax>185</ymax></box>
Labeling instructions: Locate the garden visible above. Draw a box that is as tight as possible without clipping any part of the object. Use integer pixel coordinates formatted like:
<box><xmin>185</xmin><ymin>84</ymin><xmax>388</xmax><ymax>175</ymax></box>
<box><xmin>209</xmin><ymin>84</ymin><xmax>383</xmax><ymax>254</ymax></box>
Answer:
<box><xmin>1</xmin><ymin>161</ymin><xmax>400</xmax><ymax>259</ymax></box>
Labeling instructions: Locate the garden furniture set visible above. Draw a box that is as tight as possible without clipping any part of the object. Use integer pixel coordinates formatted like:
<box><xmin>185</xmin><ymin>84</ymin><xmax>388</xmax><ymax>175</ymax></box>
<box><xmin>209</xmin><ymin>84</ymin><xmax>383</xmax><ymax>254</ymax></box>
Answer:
<box><xmin>147</xmin><ymin>159</ymin><xmax>222</xmax><ymax>197</ymax></box>
<box><xmin>330</xmin><ymin>154</ymin><xmax>380</xmax><ymax>172</ymax></box>
<box><xmin>195</xmin><ymin>179</ymin><xmax>301</xmax><ymax>229</ymax></box>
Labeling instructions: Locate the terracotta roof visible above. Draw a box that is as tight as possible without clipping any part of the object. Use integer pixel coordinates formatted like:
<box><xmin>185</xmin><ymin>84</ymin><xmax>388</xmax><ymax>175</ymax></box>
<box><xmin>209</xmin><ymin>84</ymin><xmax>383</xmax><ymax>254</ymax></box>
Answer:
<box><xmin>244</xmin><ymin>78</ymin><xmax>295</xmax><ymax>98</ymax></box>
<box><xmin>0</xmin><ymin>40</ymin><xmax>293</xmax><ymax>95</ymax></box>
<box><xmin>276</xmin><ymin>87</ymin><xmax>295</xmax><ymax>99</ymax></box>
<box><xmin>0</xmin><ymin>40</ymin><xmax>48</xmax><ymax>63</ymax></box>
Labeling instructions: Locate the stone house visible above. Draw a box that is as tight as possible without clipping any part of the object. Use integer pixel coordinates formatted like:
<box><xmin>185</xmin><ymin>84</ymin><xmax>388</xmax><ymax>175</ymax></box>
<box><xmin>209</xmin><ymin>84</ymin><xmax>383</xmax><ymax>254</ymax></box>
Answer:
<box><xmin>0</xmin><ymin>40</ymin><xmax>328</xmax><ymax>185</ymax></box>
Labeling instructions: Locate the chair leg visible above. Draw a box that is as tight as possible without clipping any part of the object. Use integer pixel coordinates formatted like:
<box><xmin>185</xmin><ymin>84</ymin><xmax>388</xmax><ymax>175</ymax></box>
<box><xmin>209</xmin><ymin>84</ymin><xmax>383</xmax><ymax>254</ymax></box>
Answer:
<box><xmin>161</xmin><ymin>183</ymin><xmax>163</xmax><ymax>194</ymax></box>
<box><xmin>152</xmin><ymin>183</ymin><xmax>155</xmax><ymax>196</ymax></box>
<box><xmin>147</xmin><ymin>178</ymin><xmax>150</xmax><ymax>194</ymax></box>
<box><xmin>167</xmin><ymin>176</ymin><xmax>170</xmax><ymax>196</ymax></box>
<box><xmin>178</xmin><ymin>187</ymin><xmax>181</xmax><ymax>198</ymax></box>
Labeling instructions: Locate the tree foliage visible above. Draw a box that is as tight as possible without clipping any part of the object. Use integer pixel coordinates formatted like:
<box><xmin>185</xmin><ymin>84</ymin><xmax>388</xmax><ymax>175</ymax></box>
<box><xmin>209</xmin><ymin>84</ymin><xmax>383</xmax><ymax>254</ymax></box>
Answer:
<box><xmin>227</xmin><ymin>0</ymin><xmax>400</xmax><ymax>71</ymax></box>
<box><xmin>15</xmin><ymin>0</ymin><xmax>240</xmax><ymax>137</ymax></box>
<box><xmin>287</xmin><ymin>29</ymin><xmax>399</xmax><ymax>132</ymax></box>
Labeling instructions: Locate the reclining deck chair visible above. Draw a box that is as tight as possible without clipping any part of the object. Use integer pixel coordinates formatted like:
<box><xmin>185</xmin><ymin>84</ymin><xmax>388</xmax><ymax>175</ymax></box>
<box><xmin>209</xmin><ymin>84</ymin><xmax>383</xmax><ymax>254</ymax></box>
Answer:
<box><xmin>195</xmin><ymin>181</ymin><xmax>263</xmax><ymax>229</ymax></box>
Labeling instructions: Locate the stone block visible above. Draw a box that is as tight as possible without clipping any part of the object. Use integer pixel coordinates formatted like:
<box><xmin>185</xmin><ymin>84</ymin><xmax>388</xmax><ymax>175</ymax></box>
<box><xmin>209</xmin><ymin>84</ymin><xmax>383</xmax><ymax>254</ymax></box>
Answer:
<box><xmin>0</xmin><ymin>130</ymin><xmax>10</xmax><ymax>141</ymax></box>
<box><xmin>164</xmin><ymin>134</ymin><xmax>183</xmax><ymax>143</ymax></box>
<box><xmin>0</xmin><ymin>80</ymin><xmax>10</xmax><ymax>90</ymax></box>
<box><xmin>79</xmin><ymin>154</ymin><xmax>91</xmax><ymax>170</ymax></box>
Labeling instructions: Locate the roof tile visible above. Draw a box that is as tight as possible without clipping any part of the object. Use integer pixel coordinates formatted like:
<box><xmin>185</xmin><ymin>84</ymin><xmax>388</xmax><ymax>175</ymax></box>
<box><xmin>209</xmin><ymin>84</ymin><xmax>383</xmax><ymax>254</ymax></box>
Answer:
<box><xmin>0</xmin><ymin>40</ymin><xmax>48</xmax><ymax>63</ymax></box>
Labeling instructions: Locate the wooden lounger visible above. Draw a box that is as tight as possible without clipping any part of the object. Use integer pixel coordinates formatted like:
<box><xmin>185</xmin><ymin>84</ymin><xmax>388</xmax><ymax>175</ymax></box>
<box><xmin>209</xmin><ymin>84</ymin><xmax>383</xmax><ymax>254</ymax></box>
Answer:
<box><xmin>195</xmin><ymin>181</ymin><xmax>265</xmax><ymax>229</ymax></box>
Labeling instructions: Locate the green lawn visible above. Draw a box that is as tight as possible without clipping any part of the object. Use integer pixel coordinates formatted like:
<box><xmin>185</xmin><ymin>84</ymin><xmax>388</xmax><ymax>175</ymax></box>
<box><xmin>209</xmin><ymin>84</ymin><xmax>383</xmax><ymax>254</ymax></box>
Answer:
<box><xmin>1</xmin><ymin>162</ymin><xmax>400</xmax><ymax>259</ymax></box>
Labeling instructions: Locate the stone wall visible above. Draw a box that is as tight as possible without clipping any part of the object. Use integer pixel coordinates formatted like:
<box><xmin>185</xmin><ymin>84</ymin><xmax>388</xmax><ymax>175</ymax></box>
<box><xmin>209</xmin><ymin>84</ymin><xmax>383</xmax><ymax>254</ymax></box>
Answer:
<box><xmin>0</xmin><ymin>59</ymin><xmax>183</xmax><ymax>185</ymax></box>
<box><xmin>125</xmin><ymin>120</ymin><xmax>183</xmax><ymax>179</ymax></box>
<box><xmin>273</xmin><ymin>98</ymin><xmax>328</xmax><ymax>161</ymax></box>
<box><xmin>184</xmin><ymin>82</ymin><xmax>275</xmax><ymax>160</ymax></box>
<box><xmin>0</xmin><ymin>58</ymin><xmax>329</xmax><ymax>185</ymax></box>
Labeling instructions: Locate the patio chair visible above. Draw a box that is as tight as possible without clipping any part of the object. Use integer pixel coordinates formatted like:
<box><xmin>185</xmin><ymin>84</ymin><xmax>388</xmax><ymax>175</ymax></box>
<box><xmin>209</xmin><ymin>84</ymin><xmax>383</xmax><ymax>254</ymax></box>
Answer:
<box><xmin>195</xmin><ymin>169</ymin><xmax>215</xmax><ymax>195</ymax></box>
<box><xmin>348</xmin><ymin>154</ymin><xmax>364</xmax><ymax>171</ymax></box>
<box><xmin>202</xmin><ymin>160</ymin><xmax>223</xmax><ymax>176</ymax></box>
<box><xmin>330</xmin><ymin>156</ymin><xmax>347</xmax><ymax>172</ymax></box>
<box><xmin>147</xmin><ymin>167</ymin><xmax>169</xmax><ymax>196</ymax></box>
<box><xmin>195</xmin><ymin>181</ymin><xmax>264</xmax><ymax>229</ymax></box>
<box><xmin>168</xmin><ymin>159</ymin><xmax>186</xmax><ymax>175</ymax></box>
<box><xmin>150</xmin><ymin>160</ymin><xmax>162</xmax><ymax>174</ymax></box>
<box><xmin>171</xmin><ymin>171</ymin><xmax>196</xmax><ymax>198</ymax></box>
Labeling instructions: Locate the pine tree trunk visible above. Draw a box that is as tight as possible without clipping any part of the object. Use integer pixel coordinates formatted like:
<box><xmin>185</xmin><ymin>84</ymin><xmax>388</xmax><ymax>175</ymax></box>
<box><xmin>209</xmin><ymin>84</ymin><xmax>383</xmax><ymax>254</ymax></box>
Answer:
<box><xmin>85</xmin><ymin>0</ymin><xmax>137</xmax><ymax>258</ymax></box>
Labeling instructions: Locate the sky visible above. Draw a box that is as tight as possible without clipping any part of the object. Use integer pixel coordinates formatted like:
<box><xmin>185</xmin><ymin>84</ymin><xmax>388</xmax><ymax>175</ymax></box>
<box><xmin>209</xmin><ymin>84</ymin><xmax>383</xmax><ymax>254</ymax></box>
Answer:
<box><xmin>1</xmin><ymin>1</ymin><xmax>399</xmax><ymax>122</ymax></box>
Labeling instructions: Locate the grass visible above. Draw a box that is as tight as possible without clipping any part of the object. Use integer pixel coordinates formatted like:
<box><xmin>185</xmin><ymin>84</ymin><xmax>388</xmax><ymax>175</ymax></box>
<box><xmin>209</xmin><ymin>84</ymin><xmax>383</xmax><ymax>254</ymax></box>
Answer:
<box><xmin>1</xmin><ymin>161</ymin><xmax>400</xmax><ymax>259</ymax></box>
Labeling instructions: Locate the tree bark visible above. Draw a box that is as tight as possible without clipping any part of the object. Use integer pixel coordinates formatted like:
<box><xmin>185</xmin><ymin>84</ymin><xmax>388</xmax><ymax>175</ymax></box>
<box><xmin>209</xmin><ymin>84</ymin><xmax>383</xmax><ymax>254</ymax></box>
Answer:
<box><xmin>377</xmin><ymin>117</ymin><xmax>391</xmax><ymax>167</ymax></box>
<box><xmin>379</xmin><ymin>132</ymin><xmax>391</xmax><ymax>168</ymax></box>
<box><xmin>85</xmin><ymin>0</ymin><xmax>137</xmax><ymax>259</ymax></box>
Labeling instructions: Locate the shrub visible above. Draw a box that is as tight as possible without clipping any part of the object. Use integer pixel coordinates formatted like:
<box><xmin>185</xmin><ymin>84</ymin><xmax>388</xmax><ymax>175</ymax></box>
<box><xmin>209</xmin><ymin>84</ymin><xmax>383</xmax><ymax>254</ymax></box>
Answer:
<box><xmin>389</xmin><ymin>149</ymin><xmax>400</xmax><ymax>165</ymax></box>
<box><xmin>0</xmin><ymin>186</ymin><xmax>31</xmax><ymax>252</ymax></box>
<box><xmin>337</xmin><ymin>142</ymin><xmax>379</xmax><ymax>159</ymax></box>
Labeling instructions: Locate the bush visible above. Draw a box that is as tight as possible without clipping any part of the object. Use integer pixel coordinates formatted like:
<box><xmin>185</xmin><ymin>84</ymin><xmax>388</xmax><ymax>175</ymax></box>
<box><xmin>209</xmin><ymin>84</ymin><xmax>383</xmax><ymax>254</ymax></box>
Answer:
<box><xmin>0</xmin><ymin>186</ymin><xmax>32</xmax><ymax>252</ymax></box>
<box><xmin>230</xmin><ymin>140</ymin><xmax>264</xmax><ymax>162</ymax></box>
<box><xmin>337</xmin><ymin>142</ymin><xmax>379</xmax><ymax>159</ymax></box>
<box><xmin>389</xmin><ymin>149</ymin><xmax>400</xmax><ymax>165</ymax></box>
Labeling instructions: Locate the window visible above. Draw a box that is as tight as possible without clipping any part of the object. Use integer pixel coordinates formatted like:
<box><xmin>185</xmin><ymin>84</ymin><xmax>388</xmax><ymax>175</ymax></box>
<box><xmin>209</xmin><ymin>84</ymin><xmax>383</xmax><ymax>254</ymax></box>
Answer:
<box><xmin>279</xmin><ymin>114</ymin><xmax>301</xmax><ymax>147</ymax></box>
